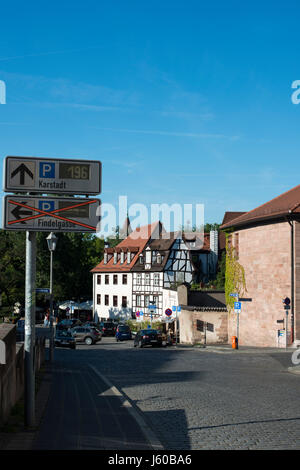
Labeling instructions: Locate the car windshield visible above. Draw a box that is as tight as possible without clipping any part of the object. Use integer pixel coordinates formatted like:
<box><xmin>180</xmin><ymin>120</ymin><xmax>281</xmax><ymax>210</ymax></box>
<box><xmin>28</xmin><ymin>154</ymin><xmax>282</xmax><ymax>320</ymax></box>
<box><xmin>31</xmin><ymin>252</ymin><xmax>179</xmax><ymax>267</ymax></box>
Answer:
<box><xmin>118</xmin><ymin>326</ymin><xmax>130</xmax><ymax>332</ymax></box>
<box><xmin>57</xmin><ymin>330</ymin><xmax>73</xmax><ymax>337</ymax></box>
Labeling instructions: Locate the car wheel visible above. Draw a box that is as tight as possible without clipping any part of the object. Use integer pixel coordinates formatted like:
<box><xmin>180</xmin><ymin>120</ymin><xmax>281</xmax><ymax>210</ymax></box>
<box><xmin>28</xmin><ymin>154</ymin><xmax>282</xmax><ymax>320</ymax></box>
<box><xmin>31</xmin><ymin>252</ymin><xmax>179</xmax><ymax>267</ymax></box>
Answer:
<box><xmin>85</xmin><ymin>336</ymin><xmax>93</xmax><ymax>345</ymax></box>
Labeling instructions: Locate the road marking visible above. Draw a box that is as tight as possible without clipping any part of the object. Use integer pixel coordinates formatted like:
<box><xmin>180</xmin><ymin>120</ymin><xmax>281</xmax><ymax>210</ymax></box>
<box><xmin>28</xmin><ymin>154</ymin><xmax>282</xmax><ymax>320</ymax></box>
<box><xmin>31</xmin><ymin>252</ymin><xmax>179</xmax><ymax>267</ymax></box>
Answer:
<box><xmin>89</xmin><ymin>365</ymin><xmax>164</xmax><ymax>450</ymax></box>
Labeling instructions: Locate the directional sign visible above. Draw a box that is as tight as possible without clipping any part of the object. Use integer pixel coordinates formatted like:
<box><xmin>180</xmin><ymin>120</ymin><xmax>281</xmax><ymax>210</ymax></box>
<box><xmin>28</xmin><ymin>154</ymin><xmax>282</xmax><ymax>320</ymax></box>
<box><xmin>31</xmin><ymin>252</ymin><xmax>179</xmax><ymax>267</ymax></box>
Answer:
<box><xmin>3</xmin><ymin>195</ymin><xmax>101</xmax><ymax>232</ymax></box>
<box><xmin>4</xmin><ymin>156</ymin><xmax>101</xmax><ymax>195</ymax></box>
<box><xmin>36</xmin><ymin>288</ymin><xmax>50</xmax><ymax>294</ymax></box>
<box><xmin>230</xmin><ymin>293</ymin><xmax>239</xmax><ymax>297</ymax></box>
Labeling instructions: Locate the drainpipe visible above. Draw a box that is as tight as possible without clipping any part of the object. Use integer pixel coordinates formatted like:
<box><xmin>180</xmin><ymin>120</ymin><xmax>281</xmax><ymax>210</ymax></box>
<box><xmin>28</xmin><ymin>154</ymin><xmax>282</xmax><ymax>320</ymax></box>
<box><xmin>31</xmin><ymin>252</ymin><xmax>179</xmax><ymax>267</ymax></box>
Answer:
<box><xmin>287</xmin><ymin>214</ymin><xmax>295</xmax><ymax>344</ymax></box>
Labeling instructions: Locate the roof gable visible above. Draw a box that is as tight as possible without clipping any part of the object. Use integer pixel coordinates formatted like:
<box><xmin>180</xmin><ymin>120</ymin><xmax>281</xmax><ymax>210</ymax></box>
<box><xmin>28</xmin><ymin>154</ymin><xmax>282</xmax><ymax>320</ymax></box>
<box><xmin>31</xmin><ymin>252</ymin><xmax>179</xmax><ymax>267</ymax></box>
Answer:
<box><xmin>221</xmin><ymin>185</ymin><xmax>300</xmax><ymax>230</ymax></box>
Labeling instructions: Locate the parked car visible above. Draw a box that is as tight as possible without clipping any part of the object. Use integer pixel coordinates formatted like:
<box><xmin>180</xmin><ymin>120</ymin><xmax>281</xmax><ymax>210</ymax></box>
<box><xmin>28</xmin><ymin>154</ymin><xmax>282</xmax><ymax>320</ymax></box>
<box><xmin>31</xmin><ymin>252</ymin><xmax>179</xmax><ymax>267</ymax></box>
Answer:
<box><xmin>115</xmin><ymin>324</ymin><xmax>132</xmax><ymax>341</ymax></box>
<box><xmin>134</xmin><ymin>329</ymin><xmax>164</xmax><ymax>348</ymax></box>
<box><xmin>84</xmin><ymin>322</ymin><xmax>101</xmax><ymax>331</ymax></box>
<box><xmin>71</xmin><ymin>326</ymin><xmax>101</xmax><ymax>345</ymax></box>
<box><xmin>57</xmin><ymin>319</ymin><xmax>81</xmax><ymax>330</ymax></box>
<box><xmin>55</xmin><ymin>329</ymin><xmax>76</xmax><ymax>349</ymax></box>
<box><xmin>101</xmin><ymin>321</ymin><xmax>117</xmax><ymax>337</ymax></box>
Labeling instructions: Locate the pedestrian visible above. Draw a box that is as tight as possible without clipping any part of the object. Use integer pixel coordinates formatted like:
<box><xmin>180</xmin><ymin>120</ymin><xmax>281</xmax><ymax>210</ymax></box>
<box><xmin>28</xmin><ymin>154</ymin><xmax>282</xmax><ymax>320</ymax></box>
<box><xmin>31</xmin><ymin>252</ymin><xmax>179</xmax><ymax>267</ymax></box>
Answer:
<box><xmin>44</xmin><ymin>313</ymin><xmax>48</xmax><ymax>327</ymax></box>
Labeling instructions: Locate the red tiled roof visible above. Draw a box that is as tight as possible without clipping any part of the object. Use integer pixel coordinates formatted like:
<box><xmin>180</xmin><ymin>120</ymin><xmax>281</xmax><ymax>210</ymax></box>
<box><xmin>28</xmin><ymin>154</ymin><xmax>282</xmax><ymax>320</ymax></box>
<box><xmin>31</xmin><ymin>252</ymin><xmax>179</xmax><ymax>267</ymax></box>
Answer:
<box><xmin>91</xmin><ymin>222</ymin><xmax>160</xmax><ymax>272</ymax></box>
<box><xmin>221</xmin><ymin>185</ymin><xmax>300</xmax><ymax>230</ymax></box>
<box><xmin>221</xmin><ymin>212</ymin><xmax>246</xmax><ymax>226</ymax></box>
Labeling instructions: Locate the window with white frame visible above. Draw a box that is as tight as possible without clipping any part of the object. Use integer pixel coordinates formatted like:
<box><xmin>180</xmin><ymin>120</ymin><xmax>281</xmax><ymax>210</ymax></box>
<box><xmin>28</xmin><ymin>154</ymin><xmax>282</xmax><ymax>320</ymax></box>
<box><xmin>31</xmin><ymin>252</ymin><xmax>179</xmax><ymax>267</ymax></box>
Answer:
<box><xmin>145</xmin><ymin>273</ymin><xmax>150</xmax><ymax>285</ymax></box>
<box><xmin>137</xmin><ymin>273</ymin><xmax>142</xmax><ymax>285</ymax></box>
<box><xmin>136</xmin><ymin>295</ymin><xmax>141</xmax><ymax>306</ymax></box>
<box><xmin>154</xmin><ymin>274</ymin><xmax>160</xmax><ymax>286</ymax></box>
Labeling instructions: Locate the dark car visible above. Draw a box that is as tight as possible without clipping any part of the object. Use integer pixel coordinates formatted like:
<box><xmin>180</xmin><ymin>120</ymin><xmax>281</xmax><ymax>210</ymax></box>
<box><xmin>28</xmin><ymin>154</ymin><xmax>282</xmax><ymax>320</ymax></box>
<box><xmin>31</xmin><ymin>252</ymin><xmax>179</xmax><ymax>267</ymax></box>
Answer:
<box><xmin>71</xmin><ymin>326</ymin><xmax>101</xmax><ymax>345</ymax></box>
<box><xmin>115</xmin><ymin>324</ymin><xmax>132</xmax><ymax>341</ymax></box>
<box><xmin>55</xmin><ymin>329</ymin><xmax>76</xmax><ymax>349</ymax></box>
<box><xmin>101</xmin><ymin>321</ymin><xmax>117</xmax><ymax>337</ymax></box>
<box><xmin>134</xmin><ymin>329</ymin><xmax>163</xmax><ymax>348</ymax></box>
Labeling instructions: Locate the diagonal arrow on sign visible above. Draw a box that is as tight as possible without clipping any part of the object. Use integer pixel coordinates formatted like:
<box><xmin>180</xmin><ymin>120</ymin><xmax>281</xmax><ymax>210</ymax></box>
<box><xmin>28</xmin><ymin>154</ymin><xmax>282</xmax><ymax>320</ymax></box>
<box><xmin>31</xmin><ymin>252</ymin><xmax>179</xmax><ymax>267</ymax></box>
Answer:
<box><xmin>11</xmin><ymin>163</ymin><xmax>34</xmax><ymax>185</ymax></box>
<box><xmin>7</xmin><ymin>199</ymin><xmax>99</xmax><ymax>231</ymax></box>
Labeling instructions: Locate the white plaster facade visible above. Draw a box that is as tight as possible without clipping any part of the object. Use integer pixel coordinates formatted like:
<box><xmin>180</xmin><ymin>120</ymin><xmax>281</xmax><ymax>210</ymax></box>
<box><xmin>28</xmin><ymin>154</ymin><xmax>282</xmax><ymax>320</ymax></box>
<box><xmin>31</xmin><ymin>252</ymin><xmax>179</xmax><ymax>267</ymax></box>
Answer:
<box><xmin>93</xmin><ymin>272</ymin><xmax>133</xmax><ymax>322</ymax></box>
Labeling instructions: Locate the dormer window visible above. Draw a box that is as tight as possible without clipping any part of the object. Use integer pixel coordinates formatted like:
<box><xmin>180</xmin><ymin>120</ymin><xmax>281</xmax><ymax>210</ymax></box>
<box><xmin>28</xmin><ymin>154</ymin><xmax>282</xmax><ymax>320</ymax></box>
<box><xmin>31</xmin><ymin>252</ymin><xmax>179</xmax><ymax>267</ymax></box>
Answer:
<box><xmin>127</xmin><ymin>251</ymin><xmax>131</xmax><ymax>264</ymax></box>
<box><xmin>113</xmin><ymin>252</ymin><xmax>117</xmax><ymax>264</ymax></box>
<box><xmin>139</xmin><ymin>254</ymin><xmax>144</xmax><ymax>265</ymax></box>
<box><xmin>145</xmin><ymin>248</ymin><xmax>151</xmax><ymax>265</ymax></box>
<box><xmin>157</xmin><ymin>253</ymin><xmax>162</xmax><ymax>264</ymax></box>
<box><xmin>104</xmin><ymin>252</ymin><xmax>108</xmax><ymax>264</ymax></box>
<box><xmin>120</xmin><ymin>251</ymin><xmax>125</xmax><ymax>264</ymax></box>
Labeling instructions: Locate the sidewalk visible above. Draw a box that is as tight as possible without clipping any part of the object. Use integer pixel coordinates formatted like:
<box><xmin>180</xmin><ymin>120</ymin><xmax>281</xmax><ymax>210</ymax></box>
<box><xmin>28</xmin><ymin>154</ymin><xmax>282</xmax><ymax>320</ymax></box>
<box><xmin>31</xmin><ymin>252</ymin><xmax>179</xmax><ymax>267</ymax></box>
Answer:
<box><xmin>1</xmin><ymin>357</ymin><xmax>162</xmax><ymax>451</ymax></box>
<box><xmin>173</xmin><ymin>342</ymin><xmax>296</xmax><ymax>352</ymax></box>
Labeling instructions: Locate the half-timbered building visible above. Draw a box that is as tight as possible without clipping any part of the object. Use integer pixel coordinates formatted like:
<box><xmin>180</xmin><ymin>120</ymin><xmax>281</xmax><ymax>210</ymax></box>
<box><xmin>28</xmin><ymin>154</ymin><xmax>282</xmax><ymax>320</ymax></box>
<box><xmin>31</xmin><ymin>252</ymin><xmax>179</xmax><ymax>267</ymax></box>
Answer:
<box><xmin>91</xmin><ymin>221</ymin><xmax>220</xmax><ymax>322</ymax></box>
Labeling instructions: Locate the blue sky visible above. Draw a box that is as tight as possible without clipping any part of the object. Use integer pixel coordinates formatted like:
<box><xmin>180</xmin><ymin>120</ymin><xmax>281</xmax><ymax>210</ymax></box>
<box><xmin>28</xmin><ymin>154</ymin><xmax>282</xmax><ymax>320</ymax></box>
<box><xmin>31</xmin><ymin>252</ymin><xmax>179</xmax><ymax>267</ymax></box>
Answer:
<box><xmin>1</xmin><ymin>0</ymin><xmax>300</xmax><ymax>230</ymax></box>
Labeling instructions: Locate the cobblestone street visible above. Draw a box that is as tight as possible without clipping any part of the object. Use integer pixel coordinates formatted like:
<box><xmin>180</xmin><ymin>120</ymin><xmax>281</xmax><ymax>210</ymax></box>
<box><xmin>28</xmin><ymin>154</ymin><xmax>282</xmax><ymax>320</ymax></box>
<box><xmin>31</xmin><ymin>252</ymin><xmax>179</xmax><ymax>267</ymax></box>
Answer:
<box><xmin>74</xmin><ymin>340</ymin><xmax>300</xmax><ymax>450</ymax></box>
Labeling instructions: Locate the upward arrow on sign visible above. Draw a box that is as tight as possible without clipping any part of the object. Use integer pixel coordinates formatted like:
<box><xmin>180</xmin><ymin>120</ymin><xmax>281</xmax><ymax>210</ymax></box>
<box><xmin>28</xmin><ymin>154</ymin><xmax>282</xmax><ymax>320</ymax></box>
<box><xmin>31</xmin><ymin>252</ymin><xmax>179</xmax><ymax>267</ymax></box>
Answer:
<box><xmin>11</xmin><ymin>164</ymin><xmax>34</xmax><ymax>185</ymax></box>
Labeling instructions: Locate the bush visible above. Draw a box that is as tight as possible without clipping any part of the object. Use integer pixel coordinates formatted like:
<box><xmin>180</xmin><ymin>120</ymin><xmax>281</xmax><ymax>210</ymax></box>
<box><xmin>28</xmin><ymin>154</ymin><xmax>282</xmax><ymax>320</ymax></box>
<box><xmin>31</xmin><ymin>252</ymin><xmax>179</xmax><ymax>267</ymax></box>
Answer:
<box><xmin>125</xmin><ymin>319</ymin><xmax>162</xmax><ymax>332</ymax></box>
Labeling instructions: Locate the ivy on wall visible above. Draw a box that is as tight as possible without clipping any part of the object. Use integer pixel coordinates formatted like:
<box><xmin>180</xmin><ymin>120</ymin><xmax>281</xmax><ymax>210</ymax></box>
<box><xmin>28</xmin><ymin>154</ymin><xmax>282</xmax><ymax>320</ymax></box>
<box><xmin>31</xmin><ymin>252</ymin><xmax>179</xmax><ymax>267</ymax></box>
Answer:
<box><xmin>224</xmin><ymin>233</ymin><xmax>247</xmax><ymax>310</ymax></box>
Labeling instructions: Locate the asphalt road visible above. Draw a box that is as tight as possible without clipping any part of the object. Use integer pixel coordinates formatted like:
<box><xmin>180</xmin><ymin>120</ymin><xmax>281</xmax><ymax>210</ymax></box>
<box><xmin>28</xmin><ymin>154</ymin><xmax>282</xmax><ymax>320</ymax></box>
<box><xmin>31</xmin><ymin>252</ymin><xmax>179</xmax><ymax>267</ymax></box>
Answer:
<box><xmin>32</xmin><ymin>336</ymin><xmax>300</xmax><ymax>450</ymax></box>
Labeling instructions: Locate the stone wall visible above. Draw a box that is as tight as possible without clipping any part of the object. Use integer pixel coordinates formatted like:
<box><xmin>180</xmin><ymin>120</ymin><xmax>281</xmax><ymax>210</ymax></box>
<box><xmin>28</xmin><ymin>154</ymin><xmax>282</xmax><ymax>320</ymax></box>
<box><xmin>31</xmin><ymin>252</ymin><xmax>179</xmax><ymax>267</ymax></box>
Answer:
<box><xmin>228</xmin><ymin>221</ymin><xmax>292</xmax><ymax>347</ymax></box>
<box><xmin>294</xmin><ymin>220</ymin><xmax>300</xmax><ymax>345</ymax></box>
<box><xmin>0</xmin><ymin>324</ymin><xmax>46</xmax><ymax>425</ymax></box>
<box><xmin>179</xmin><ymin>308</ymin><xmax>228</xmax><ymax>344</ymax></box>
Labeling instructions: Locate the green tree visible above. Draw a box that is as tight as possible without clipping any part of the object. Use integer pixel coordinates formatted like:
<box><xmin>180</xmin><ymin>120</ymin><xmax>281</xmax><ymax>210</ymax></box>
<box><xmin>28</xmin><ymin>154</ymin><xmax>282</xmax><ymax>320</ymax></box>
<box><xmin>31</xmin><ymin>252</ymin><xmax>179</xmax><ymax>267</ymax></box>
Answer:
<box><xmin>0</xmin><ymin>230</ymin><xmax>26</xmax><ymax>309</ymax></box>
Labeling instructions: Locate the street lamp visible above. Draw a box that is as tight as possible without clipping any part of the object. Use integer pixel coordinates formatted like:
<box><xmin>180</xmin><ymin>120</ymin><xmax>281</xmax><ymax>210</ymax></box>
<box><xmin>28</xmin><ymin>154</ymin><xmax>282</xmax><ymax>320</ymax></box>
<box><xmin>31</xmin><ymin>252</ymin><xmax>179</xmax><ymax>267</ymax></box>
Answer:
<box><xmin>46</xmin><ymin>232</ymin><xmax>58</xmax><ymax>361</ymax></box>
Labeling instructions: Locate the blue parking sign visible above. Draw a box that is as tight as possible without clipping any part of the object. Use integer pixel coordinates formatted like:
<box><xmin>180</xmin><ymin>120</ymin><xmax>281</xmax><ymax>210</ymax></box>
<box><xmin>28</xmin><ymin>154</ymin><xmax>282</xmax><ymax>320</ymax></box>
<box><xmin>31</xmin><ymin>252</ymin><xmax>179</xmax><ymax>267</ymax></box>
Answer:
<box><xmin>234</xmin><ymin>301</ymin><xmax>241</xmax><ymax>310</ymax></box>
<box><xmin>39</xmin><ymin>162</ymin><xmax>55</xmax><ymax>178</ymax></box>
<box><xmin>39</xmin><ymin>200</ymin><xmax>55</xmax><ymax>212</ymax></box>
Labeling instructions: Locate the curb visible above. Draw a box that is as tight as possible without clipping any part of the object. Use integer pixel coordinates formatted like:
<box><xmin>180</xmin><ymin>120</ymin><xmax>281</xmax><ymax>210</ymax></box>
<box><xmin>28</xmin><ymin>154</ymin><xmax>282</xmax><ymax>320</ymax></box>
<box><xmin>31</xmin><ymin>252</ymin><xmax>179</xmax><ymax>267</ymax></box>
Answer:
<box><xmin>89</xmin><ymin>365</ymin><xmax>164</xmax><ymax>450</ymax></box>
<box><xmin>287</xmin><ymin>366</ymin><xmax>300</xmax><ymax>376</ymax></box>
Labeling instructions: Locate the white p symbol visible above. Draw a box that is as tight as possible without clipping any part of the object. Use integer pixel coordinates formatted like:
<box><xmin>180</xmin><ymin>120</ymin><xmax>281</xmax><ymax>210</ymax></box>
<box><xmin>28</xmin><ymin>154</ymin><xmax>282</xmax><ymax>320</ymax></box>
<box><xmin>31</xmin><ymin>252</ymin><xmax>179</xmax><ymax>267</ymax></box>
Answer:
<box><xmin>291</xmin><ymin>349</ymin><xmax>300</xmax><ymax>365</ymax></box>
<box><xmin>42</xmin><ymin>164</ymin><xmax>52</xmax><ymax>177</ymax></box>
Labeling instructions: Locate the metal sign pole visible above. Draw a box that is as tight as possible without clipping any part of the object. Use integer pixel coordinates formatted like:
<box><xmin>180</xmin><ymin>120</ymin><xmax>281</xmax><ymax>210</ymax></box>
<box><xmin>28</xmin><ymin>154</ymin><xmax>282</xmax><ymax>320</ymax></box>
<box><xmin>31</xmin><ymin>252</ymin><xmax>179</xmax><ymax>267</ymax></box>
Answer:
<box><xmin>24</xmin><ymin>231</ymin><xmax>36</xmax><ymax>427</ymax></box>
<box><xmin>286</xmin><ymin>310</ymin><xmax>289</xmax><ymax>350</ymax></box>
<box><xmin>49</xmin><ymin>249</ymin><xmax>54</xmax><ymax>361</ymax></box>
<box><xmin>236</xmin><ymin>294</ymin><xmax>239</xmax><ymax>350</ymax></box>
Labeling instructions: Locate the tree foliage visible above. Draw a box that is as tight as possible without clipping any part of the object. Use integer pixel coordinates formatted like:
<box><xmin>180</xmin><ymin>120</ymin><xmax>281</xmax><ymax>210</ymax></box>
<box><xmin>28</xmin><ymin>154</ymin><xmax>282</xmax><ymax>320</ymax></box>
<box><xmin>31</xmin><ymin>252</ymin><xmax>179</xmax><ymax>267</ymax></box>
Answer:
<box><xmin>0</xmin><ymin>230</ymin><xmax>105</xmax><ymax>313</ymax></box>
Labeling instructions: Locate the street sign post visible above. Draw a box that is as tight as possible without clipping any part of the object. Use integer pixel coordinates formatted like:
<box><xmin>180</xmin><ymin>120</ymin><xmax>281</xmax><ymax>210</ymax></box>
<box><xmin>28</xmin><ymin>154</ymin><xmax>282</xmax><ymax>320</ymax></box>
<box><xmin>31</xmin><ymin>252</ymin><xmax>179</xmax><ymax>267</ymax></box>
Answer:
<box><xmin>3</xmin><ymin>195</ymin><xmax>101</xmax><ymax>232</ymax></box>
<box><xmin>3</xmin><ymin>155</ymin><xmax>102</xmax><ymax>429</ymax></box>
<box><xmin>4</xmin><ymin>156</ymin><xmax>101</xmax><ymax>195</ymax></box>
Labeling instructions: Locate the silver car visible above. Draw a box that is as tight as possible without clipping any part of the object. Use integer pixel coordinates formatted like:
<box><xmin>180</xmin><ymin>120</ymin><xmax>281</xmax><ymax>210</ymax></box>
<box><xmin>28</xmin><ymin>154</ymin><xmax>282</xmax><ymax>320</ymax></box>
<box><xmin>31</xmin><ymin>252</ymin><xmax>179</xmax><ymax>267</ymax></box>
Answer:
<box><xmin>71</xmin><ymin>326</ymin><xmax>102</xmax><ymax>345</ymax></box>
